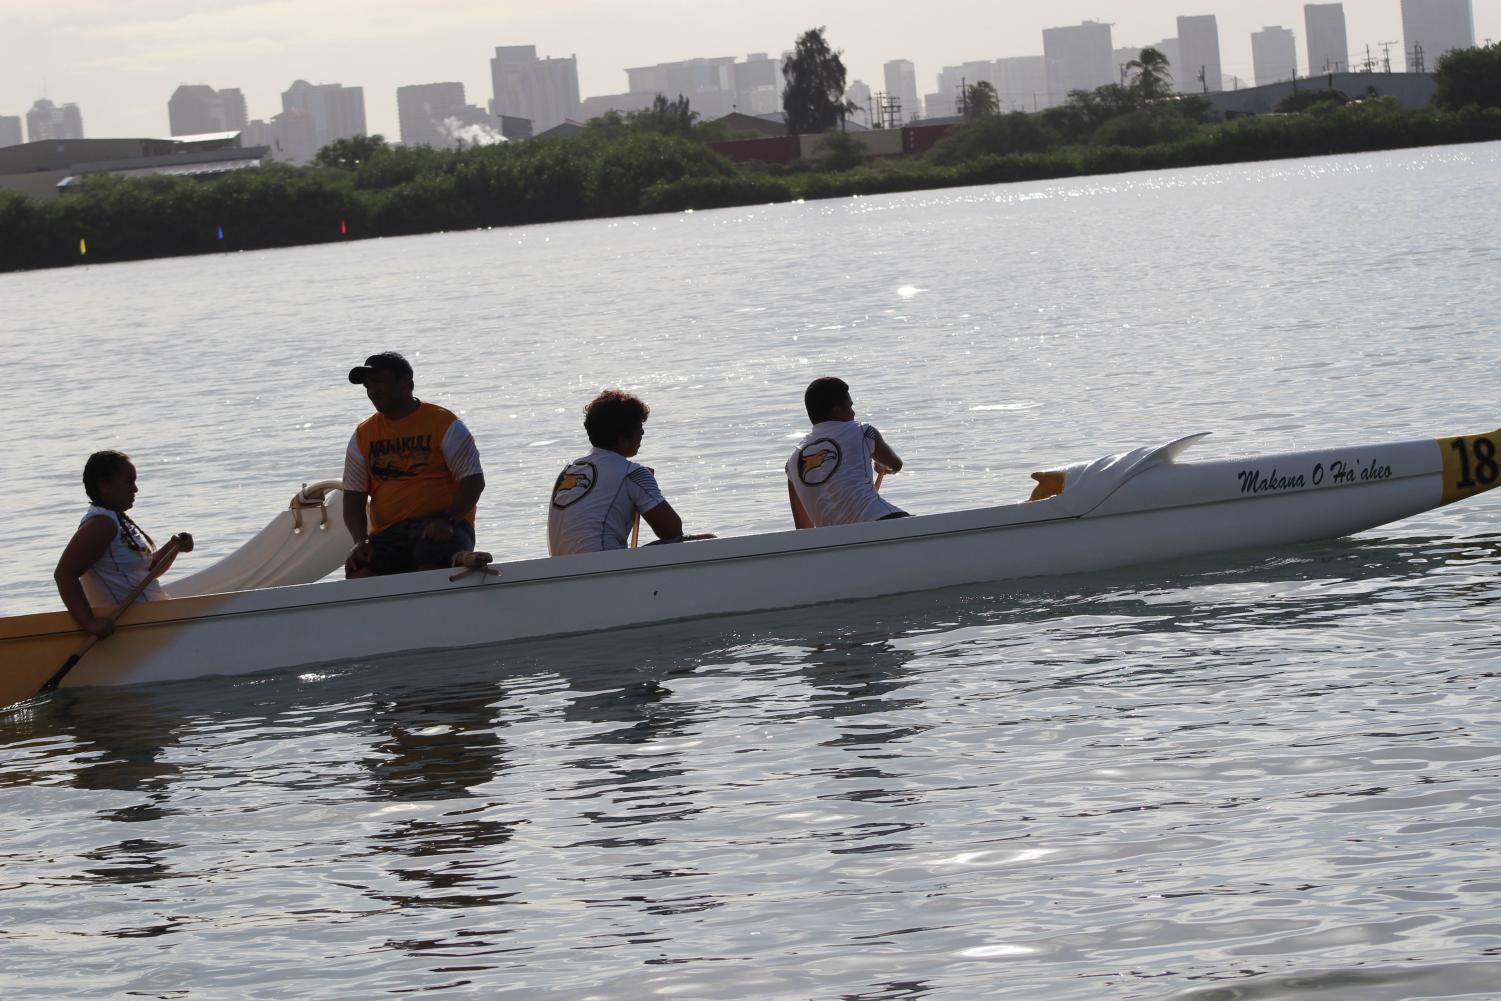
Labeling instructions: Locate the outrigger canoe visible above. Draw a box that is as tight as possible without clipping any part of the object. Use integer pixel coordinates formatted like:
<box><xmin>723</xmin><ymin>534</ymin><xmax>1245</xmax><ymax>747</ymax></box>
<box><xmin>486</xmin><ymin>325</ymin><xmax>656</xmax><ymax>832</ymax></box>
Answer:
<box><xmin>3</xmin><ymin>428</ymin><xmax>1498</xmax><ymax>708</ymax></box>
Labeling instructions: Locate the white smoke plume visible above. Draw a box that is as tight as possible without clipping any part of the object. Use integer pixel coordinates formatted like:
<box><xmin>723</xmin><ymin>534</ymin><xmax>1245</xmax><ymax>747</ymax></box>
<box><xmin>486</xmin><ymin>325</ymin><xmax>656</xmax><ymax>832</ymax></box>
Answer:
<box><xmin>439</xmin><ymin>116</ymin><xmax>507</xmax><ymax>147</ymax></box>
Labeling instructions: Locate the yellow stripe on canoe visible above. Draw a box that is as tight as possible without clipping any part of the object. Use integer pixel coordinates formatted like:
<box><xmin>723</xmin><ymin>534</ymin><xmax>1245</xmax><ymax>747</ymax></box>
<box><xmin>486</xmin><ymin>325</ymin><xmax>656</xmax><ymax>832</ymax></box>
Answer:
<box><xmin>1438</xmin><ymin>428</ymin><xmax>1501</xmax><ymax>505</ymax></box>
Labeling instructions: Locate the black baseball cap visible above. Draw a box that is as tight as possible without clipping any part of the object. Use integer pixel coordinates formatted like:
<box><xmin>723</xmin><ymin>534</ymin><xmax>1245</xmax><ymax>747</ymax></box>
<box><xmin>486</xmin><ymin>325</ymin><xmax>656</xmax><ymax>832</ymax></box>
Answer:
<box><xmin>348</xmin><ymin>351</ymin><xmax>413</xmax><ymax>384</ymax></box>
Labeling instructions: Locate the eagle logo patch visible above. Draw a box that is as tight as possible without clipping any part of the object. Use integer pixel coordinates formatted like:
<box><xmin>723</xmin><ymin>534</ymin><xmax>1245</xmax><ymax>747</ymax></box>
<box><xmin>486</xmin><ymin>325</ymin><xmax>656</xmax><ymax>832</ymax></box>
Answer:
<box><xmin>796</xmin><ymin>439</ymin><xmax>842</xmax><ymax>486</ymax></box>
<box><xmin>552</xmin><ymin>462</ymin><xmax>597</xmax><ymax>508</ymax></box>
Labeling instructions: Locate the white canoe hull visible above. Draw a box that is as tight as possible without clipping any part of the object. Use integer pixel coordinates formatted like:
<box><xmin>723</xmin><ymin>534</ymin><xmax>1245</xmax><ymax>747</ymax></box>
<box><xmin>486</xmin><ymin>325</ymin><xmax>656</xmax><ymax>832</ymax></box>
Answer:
<box><xmin>3</xmin><ymin>429</ymin><xmax>1496</xmax><ymax>703</ymax></box>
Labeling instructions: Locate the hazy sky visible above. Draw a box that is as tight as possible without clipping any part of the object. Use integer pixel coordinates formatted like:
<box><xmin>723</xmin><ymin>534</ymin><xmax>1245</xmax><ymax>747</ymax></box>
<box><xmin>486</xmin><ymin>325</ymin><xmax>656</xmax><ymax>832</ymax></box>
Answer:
<box><xmin>2</xmin><ymin>1</ymin><xmax>1495</xmax><ymax>138</ymax></box>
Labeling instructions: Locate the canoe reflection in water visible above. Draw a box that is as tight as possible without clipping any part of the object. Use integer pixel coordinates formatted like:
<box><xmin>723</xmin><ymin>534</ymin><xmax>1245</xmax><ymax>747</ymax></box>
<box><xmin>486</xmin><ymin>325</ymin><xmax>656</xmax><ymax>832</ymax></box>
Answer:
<box><xmin>358</xmin><ymin>682</ymin><xmax>521</xmax><ymax>914</ymax></box>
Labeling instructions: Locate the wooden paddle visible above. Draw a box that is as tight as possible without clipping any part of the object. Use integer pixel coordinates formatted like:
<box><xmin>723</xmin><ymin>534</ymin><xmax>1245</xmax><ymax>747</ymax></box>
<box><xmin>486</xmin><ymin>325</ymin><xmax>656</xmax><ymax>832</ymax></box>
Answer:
<box><xmin>875</xmin><ymin>468</ymin><xmax>886</xmax><ymax>492</ymax></box>
<box><xmin>37</xmin><ymin>535</ymin><xmax>183</xmax><ymax>698</ymax></box>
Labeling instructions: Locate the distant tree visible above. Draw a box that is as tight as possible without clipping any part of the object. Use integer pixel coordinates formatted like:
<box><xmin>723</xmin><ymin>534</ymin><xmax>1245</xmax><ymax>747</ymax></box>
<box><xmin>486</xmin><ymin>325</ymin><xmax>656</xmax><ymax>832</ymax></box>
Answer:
<box><xmin>782</xmin><ymin>26</ymin><xmax>858</xmax><ymax>134</ymax></box>
<box><xmin>694</xmin><ymin>119</ymin><xmax>763</xmax><ymax>141</ymax></box>
<box><xmin>1091</xmin><ymin>107</ymin><xmax>1197</xmax><ymax>147</ymax></box>
<box><xmin>1172</xmin><ymin>94</ymin><xmax>1219</xmax><ymax>123</ymax></box>
<box><xmin>313</xmin><ymin>134</ymin><xmax>387</xmax><ymax>170</ymax></box>
<box><xmin>1274</xmin><ymin>89</ymin><xmax>1348</xmax><ymax>113</ymax></box>
<box><xmin>1127</xmin><ymin>47</ymin><xmax>1175</xmax><ymax>102</ymax></box>
<box><xmin>1432</xmin><ymin>42</ymin><xmax>1501</xmax><ymax>111</ymax></box>
<box><xmin>1035</xmin><ymin>81</ymin><xmax>1212</xmax><ymax>145</ymax></box>
<box><xmin>1062</xmin><ymin>84</ymin><xmax>1140</xmax><ymax>135</ymax></box>
<box><xmin>0</xmin><ymin>189</ymin><xmax>43</xmax><ymax>272</ymax></box>
<box><xmin>965</xmin><ymin>81</ymin><xmax>1000</xmax><ymax>119</ymax></box>
<box><xmin>926</xmin><ymin>110</ymin><xmax>1061</xmax><ymax>164</ymax></box>
<box><xmin>810</xmin><ymin>130</ymin><xmax>867</xmax><ymax>170</ymax></box>
<box><xmin>352</xmin><ymin>144</ymin><xmax>447</xmax><ymax>189</ymax></box>
<box><xmin>582</xmin><ymin>110</ymin><xmax>634</xmax><ymax>141</ymax></box>
<box><xmin>630</xmin><ymin>94</ymin><xmax>698</xmax><ymax>137</ymax></box>
<box><xmin>584</xmin><ymin>95</ymin><xmax>757</xmax><ymax>143</ymax></box>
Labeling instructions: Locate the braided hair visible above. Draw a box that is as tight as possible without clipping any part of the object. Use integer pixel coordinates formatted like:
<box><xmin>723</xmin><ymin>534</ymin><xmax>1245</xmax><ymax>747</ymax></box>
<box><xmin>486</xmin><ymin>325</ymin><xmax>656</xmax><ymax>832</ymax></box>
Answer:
<box><xmin>82</xmin><ymin>450</ymin><xmax>156</xmax><ymax>553</ymax></box>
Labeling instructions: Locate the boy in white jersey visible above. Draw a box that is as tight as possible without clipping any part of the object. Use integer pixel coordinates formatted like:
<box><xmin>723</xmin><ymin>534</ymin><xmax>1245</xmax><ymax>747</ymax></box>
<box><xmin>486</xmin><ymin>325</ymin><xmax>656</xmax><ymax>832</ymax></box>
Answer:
<box><xmin>787</xmin><ymin>377</ymin><xmax>907</xmax><ymax>528</ymax></box>
<box><xmin>548</xmin><ymin>390</ymin><xmax>712</xmax><ymax>555</ymax></box>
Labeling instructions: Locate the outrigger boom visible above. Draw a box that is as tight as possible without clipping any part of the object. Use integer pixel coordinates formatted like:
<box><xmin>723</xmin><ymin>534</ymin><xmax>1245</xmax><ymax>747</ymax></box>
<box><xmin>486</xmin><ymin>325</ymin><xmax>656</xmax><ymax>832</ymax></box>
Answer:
<box><xmin>3</xmin><ymin>428</ymin><xmax>1497</xmax><ymax>708</ymax></box>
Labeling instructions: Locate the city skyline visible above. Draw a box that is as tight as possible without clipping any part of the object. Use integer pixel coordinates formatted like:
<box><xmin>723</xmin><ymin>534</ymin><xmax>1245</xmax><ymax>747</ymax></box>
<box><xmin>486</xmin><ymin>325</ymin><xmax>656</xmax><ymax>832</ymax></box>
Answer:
<box><xmin>2</xmin><ymin>0</ymin><xmax>1494</xmax><ymax>141</ymax></box>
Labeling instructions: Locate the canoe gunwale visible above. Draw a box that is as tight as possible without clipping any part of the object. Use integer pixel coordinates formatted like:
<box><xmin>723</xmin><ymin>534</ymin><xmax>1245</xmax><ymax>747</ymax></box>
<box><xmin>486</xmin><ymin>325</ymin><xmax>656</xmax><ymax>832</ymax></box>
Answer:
<box><xmin>0</xmin><ymin>474</ymin><xmax>1442</xmax><ymax>645</ymax></box>
<box><xmin>0</xmin><ymin>432</ymin><xmax>1469</xmax><ymax>650</ymax></box>
<box><xmin>1</xmin><ymin>500</ymin><xmax>1089</xmax><ymax>643</ymax></box>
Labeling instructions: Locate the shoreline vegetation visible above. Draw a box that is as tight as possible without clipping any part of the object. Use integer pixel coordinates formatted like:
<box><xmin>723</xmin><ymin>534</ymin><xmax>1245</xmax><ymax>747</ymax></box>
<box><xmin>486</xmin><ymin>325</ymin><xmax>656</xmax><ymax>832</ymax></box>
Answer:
<box><xmin>2</xmin><ymin>40</ymin><xmax>1498</xmax><ymax>274</ymax></box>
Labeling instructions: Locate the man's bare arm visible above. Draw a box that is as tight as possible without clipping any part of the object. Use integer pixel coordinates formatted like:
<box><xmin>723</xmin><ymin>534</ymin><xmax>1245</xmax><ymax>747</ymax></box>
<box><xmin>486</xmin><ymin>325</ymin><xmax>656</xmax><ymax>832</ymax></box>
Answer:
<box><xmin>870</xmin><ymin>430</ymin><xmax>904</xmax><ymax>475</ymax></box>
<box><xmin>443</xmin><ymin>474</ymin><xmax>485</xmax><ymax>520</ymax></box>
<box><xmin>642</xmin><ymin>501</ymin><xmax>685</xmax><ymax>541</ymax></box>
<box><xmin>343</xmin><ymin>490</ymin><xmax>370</xmax><ymax>543</ymax></box>
<box><xmin>787</xmin><ymin>480</ymin><xmax>813</xmax><ymax>529</ymax></box>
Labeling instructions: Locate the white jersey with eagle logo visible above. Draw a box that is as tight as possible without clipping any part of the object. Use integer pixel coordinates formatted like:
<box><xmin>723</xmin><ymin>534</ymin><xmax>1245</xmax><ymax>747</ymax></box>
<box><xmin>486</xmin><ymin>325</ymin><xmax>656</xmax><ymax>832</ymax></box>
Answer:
<box><xmin>786</xmin><ymin>420</ymin><xmax>903</xmax><ymax>527</ymax></box>
<box><xmin>548</xmin><ymin>447</ymin><xmax>666</xmax><ymax>555</ymax></box>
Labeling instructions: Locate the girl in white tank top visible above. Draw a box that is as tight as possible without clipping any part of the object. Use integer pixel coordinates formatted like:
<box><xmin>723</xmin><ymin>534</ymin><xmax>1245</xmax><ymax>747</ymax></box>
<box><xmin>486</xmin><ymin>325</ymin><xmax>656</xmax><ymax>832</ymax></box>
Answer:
<box><xmin>54</xmin><ymin>451</ymin><xmax>193</xmax><ymax>639</ymax></box>
<box><xmin>75</xmin><ymin>504</ymin><xmax>167</xmax><ymax>606</ymax></box>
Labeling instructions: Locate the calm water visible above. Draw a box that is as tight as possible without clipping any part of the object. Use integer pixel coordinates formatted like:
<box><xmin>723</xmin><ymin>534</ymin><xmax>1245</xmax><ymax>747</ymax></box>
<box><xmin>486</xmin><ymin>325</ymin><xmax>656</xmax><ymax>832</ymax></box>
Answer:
<box><xmin>3</xmin><ymin>144</ymin><xmax>1500</xmax><ymax>999</ymax></box>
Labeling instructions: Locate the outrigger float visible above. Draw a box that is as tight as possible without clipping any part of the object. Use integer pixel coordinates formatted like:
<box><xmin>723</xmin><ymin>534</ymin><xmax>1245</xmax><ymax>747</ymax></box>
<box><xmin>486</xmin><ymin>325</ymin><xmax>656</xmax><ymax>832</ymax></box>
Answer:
<box><xmin>3</xmin><ymin>428</ymin><xmax>1498</xmax><ymax>708</ymax></box>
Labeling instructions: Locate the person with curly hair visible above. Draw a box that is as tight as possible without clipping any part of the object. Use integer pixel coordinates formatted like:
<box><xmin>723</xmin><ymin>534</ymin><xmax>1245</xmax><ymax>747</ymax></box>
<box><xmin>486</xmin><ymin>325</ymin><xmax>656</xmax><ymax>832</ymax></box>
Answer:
<box><xmin>548</xmin><ymin>389</ymin><xmax>713</xmax><ymax>556</ymax></box>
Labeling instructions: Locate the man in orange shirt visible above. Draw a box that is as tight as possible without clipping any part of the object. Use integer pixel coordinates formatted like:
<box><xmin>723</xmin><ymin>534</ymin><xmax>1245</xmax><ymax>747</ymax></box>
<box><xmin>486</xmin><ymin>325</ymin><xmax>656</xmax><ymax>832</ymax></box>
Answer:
<box><xmin>343</xmin><ymin>352</ymin><xmax>486</xmax><ymax>577</ymax></box>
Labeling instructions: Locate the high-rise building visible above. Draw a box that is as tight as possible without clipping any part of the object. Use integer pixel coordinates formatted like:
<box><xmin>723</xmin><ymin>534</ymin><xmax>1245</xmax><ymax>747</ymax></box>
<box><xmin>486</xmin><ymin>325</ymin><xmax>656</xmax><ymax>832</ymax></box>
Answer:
<box><xmin>582</xmin><ymin>53</ymin><xmax>779</xmax><ymax>122</ymax></box>
<box><xmin>626</xmin><ymin>57</ymin><xmax>739</xmax><ymax>119</ymax></box>
<box><xmin>397</xmin><ymin>82</ymin><xmax>467</xmax><ymax>148</ymax></box>
<box><xmin>1177</xmin><ymin>15</ymin><xmax>1224</xmax><ymax>93</ymax></box>
<box><xmin>490</xmin><ymin>46</ymin><xmax>581</xmax><ymax>134</ymax></box>
<box><xmin>578</xmin><ymin>92</ymin><xmax>657</xmax><ymax>120</ymax></box>
<box><xmin>221</xmin><ymin>89</ymin><xmax>248</xmax><ymax>131</ymax></box>
<box><xmin>26</xmin><ymin>99</ymin><xmax>84</xmax><ymax>141</ymax></box>
<box><xmin>1401</xmin><ymin>0</ymin><xmax>1475</xmax><ymax>71</ymax></box>
<box><xmin>243</xmin><ymin>108</ymin><xmax>319</xmax><ymax>163</ymax></box>
<box><xmin>929</xmin><ymin>64</ymin><xmax>965</xmax><ymax>118</ymax></box>
<box><xmin>733</xmin><ymin>53</ymin><xmax>782</xmax><ymax>116</ymax></box>
<box><xmin>846</xmin><ymin>80</ymin><xmax>873</xmax><ymax>127</ymax></box>
<box><xmin>930</xmin><ymin>64</ymin><xmax>966</xmax><ymax>116</ymax></box>
<box><xmin>883</xmin><ymin>60</ymin><xmax>922</xmax><ymax>124</ymax></box>
<box><xmin>997</xmin><ymin>56</ymin><xmax>1048</xmax><ymax>111</ymax></box>
<box><xmin>168</xmin><ymin>85</ymin><xmax>248</xmax><ymax>136</ymax></box>
<box><xmin>1304</xmin><ymin>3</ymin><xmax>1350</xmax><ymax>75</ymax></box>
<box><xmin>498</xmin><ymin>116</ymin><xmax>532</xmax><ymax>141</ymax></box>
<box><xmin>923</xmin><ymin>85</ymin><xmax>956</xmax><ymax>119</ymax></box>
<box><xmin>962</xmin><ymin>60</ymin><xmax>1001</xmax><ymax>97</ymax></box>
<box><xmin>0</xmin><ymin>115</ymin><xmax>22</xmax><ymax>147</ymax></box>
<box><xmin>281</xmin><ymin>80</ymin><xmax>367</xmax><ymax>159</ymax></box>
<box><xmin>1042</xmin><ymin>21</ymin><xmax>1115</xmax><ymax>104</ymax></box>
<box><xmin>1252</xmin><ymin>26</ymin><xmax>1299</xmax><ymax>85</ymax></box>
